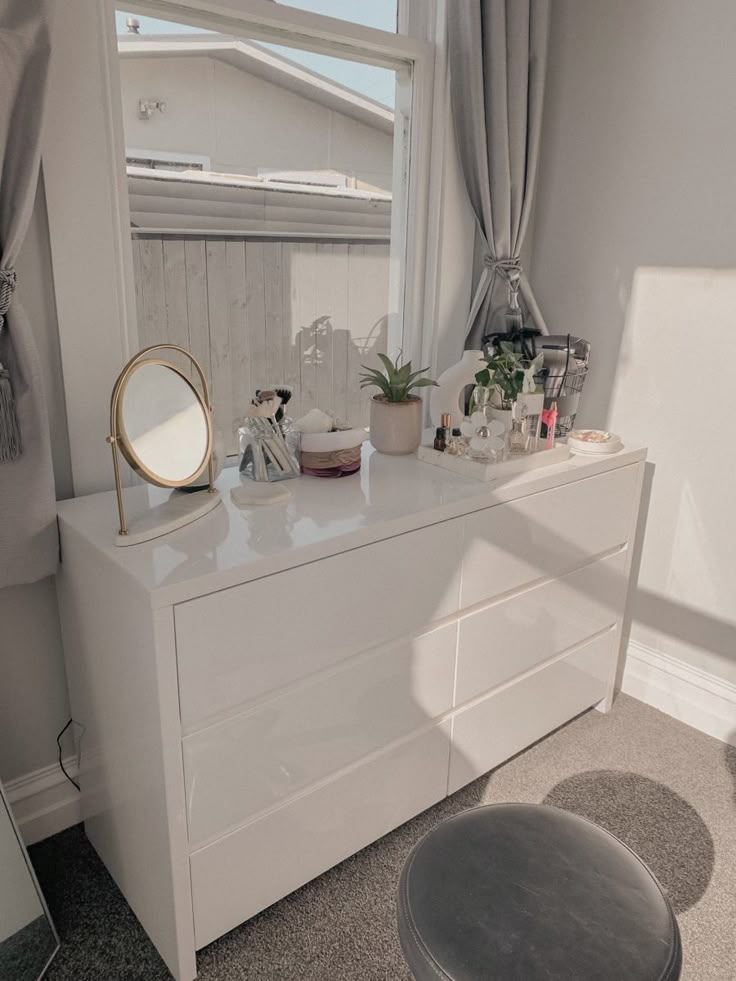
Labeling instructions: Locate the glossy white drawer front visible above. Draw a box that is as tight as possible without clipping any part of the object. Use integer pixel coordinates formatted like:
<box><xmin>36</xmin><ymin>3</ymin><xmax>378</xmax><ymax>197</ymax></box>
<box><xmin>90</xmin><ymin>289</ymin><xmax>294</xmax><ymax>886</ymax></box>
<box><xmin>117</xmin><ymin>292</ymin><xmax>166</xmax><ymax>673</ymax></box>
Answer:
<box><xmin>175</xmin><ymin>518</ymin><xmax>463</xmax><ymax>729</ymax></box>
<box><xmin>448</xmin><ymin>629</ymin><xmax>615</xmax><ymax>794</ymax></box>
<box><xmin>183</xmin><ymin>623</ymin><xmax>457</xmax><ymax>848</ymax></box>
<box><xmin>190</xmin><ymin>720</ymin><xmax>451</xmax><ymax>948</ymax></box>
<box><xmin>456</xmin><ymin>549</ymin><xmax>627</xmax><ymax>704</ymax></box>
<box><xmin>461</xmin><ymin>464</ymin><xmax>639</xmax><ymax>608</ymax></box>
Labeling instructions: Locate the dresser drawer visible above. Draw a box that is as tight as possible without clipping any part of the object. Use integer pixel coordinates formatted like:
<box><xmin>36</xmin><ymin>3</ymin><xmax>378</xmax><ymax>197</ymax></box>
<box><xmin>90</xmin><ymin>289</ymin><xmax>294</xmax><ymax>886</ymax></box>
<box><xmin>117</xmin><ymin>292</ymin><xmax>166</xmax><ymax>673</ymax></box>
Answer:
<box><xmin>461</xmin><ymin>464</ymin><xmax>639</xmax><ymax>608</ymax></box>
<box><xmin>449</xmin><ymin>629</ymin><xmax>615</xmax><ymax>794</ymax></box>
<box><xmin>456</xmin><ymin>549</ymin><xmax>627</xmax><ymax>705</ymax></box>
<box><xmin>182</xmin><ymin>623</ymin><xmax>457</xmax><ymax>848</ymax></box>
<box><xmin>189</xmin><ymin>720</ymin><xmax>451</xmax><ymax>948</ymax></box>
<box><xmin>175</xmin><ymin>518</ymin><xmax>464</xmax><ymax>729</ymax></box>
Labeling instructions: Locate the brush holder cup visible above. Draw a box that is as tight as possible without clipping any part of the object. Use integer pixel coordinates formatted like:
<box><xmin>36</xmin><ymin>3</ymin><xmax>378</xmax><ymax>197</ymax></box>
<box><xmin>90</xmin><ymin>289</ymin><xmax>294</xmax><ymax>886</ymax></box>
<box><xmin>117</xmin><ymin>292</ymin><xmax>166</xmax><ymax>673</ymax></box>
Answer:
<box><xmin>238</xmin><ymin>423</ymin><xmax>301</xmax><ymax>482</ymax></box>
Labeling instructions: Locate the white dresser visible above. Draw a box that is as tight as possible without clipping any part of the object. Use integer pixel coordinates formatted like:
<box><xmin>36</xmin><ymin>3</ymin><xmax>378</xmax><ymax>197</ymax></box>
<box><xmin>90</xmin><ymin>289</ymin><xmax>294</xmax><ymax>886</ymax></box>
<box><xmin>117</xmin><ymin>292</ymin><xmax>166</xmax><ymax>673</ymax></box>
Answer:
<box><xmin>57</xmin><ymin>443</ymin><xmax>646</xmax><ymax>980</ymax></box>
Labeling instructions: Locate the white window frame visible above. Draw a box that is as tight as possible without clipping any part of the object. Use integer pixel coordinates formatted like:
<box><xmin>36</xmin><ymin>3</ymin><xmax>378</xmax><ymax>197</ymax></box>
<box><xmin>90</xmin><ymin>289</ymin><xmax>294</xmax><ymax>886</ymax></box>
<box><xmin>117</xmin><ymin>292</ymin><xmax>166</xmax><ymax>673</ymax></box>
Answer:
<box><xmin>44</xmin><ymin>0</ymin><xmax>447</xmax><ymax>495</ymax></box>
<box><xmin>126</xmin><ymin>148</ymin><xmax>211</xmax><ymax>169</ymax></box>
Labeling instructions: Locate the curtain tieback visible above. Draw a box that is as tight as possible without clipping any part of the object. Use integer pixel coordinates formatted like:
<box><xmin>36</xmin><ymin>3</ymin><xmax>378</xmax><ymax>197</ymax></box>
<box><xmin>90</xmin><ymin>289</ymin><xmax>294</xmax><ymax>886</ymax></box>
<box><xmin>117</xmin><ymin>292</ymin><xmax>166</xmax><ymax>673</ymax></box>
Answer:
<box><xmin>465</xmin><ymin>256</ymin><xmax>524</xmax><ymax>336</ymax></box>
<box><xmin>483</xmin><ymin>255</ymin><xmax>522</xmax><ymax>285</ymax></box>
<box><xmin>0</xmin><ymin>267</ymin><xmax>17</xmax><ymax>329</ymax></box>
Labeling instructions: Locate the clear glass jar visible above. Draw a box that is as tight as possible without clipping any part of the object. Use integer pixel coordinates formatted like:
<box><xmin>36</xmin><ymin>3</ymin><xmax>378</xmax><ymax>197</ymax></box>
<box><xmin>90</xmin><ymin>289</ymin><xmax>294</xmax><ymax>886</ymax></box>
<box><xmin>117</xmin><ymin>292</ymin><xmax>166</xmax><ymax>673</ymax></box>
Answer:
<box><xmin>239</xmin><ymin>421</ymin><xmax>301</xmax><ymax>481</ymax></box>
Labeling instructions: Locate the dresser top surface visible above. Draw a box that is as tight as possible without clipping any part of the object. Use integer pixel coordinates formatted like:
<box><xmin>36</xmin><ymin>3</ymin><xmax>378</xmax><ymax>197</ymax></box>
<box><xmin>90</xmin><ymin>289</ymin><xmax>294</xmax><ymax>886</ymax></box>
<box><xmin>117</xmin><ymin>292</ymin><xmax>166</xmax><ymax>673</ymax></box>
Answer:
<box><xmin>57</xmin><ymin>441</ymin><xmax>646</xmax><ymax>607</ymax></box>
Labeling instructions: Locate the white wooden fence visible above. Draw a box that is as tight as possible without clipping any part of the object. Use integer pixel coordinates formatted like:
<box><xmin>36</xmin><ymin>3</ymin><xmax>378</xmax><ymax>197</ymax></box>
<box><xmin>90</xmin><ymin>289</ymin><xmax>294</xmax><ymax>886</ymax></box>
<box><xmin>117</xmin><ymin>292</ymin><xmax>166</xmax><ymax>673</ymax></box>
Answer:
<box><xmin>131</xmin><ymin>236</ymin><xmax>390</xmax><ymax>454</ymax></box>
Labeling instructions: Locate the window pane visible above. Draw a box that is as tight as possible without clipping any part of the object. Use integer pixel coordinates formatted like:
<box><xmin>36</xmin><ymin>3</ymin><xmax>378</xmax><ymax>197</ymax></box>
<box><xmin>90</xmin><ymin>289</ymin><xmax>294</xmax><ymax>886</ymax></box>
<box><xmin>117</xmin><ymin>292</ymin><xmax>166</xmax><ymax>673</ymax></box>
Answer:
<box><xmin>117</xmin><ymin>12</ymin><xmax>403</xmax><ymax>455</ymax></box>
<box><xmin>271</xmin><ymin>1</ymin><xmax>397</xmax><ymax>34</ymax></box>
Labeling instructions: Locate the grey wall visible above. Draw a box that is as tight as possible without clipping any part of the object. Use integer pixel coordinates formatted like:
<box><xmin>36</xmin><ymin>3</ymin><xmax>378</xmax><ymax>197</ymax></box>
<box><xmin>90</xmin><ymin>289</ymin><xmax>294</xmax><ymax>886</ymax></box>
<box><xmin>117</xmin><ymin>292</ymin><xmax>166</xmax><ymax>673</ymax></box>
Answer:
<box><xmin>0</xmin><ymin>176</ymin><xmax>72</xmax><ymax>782</ymax></box>
<box><xmin>532</xmin><ymin>0</ymin><xmax>736</xmax><ymax>683</ymax></box>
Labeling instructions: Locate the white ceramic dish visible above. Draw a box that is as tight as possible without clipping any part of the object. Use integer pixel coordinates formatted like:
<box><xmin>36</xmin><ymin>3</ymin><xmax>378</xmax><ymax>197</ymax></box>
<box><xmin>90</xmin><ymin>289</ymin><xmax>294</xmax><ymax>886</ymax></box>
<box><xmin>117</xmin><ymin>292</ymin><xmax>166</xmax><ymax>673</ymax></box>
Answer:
<box><xmin>567</xmin><ymin>430</ymin><xmax>623</xmax><ymax>455</ymax></box>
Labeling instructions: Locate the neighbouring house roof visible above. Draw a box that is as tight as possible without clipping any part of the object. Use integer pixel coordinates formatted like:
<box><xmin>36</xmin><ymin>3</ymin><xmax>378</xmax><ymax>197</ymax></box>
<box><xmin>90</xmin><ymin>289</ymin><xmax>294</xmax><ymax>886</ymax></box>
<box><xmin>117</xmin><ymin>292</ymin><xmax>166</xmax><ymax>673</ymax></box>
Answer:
<box><xmin>128</xmin><ymin>166</ymin><xmax>391</xmax><ymax>238</ymax></box>
<box><xmin>117</xmin><ymin>35</ymin><xmax>395</xmax><ymax>134</ymax></box>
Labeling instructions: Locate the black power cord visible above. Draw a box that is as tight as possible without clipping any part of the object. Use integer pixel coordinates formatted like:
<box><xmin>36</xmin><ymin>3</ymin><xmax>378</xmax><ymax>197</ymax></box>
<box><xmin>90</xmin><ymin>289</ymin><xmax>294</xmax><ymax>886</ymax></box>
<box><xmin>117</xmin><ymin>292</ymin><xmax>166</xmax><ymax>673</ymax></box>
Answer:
<box><xmin>56</xmin><ymin>718</ymin><xmax>81</xmax><ymax>792</ymax></box>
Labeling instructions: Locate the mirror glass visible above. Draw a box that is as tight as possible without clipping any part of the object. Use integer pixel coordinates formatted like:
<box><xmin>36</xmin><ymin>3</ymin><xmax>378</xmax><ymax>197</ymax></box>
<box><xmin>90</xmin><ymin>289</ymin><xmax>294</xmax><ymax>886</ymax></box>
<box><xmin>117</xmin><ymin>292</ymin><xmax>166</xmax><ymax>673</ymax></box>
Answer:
<box><xmin>120</xmin><ymin>362</ymin><xmax>209</xmax><ymax>484</ymax></box>
<box><xmin>0</xmin><ymin>784</ymin><xmax>58</xmax><ymax>981</ymax></box>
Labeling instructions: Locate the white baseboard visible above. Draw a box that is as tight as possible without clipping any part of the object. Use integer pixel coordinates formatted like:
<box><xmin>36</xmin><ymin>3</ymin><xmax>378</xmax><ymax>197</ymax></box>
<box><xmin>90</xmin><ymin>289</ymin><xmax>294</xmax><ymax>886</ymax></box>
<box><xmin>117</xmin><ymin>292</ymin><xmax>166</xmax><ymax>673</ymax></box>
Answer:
<box><xmin>5</xmin><ymin>757</ymin><xmax>81</xmax><ymax>846</ymax></box>
<box><xmin>622</xmin><ymin>641</ymin><xmax>736</xmax><ymax>747</ymax></box>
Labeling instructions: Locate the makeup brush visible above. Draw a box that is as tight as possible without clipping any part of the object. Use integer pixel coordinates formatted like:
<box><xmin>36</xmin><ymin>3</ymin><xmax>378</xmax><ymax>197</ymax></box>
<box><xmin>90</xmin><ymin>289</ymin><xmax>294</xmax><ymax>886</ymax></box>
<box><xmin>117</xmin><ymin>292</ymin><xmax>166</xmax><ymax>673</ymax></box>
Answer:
<box><xmin>274</xmin><ymin>387</ymin><xmax>292</xmax><ymax>424</ymax></box>
<box><xmin>256</xmin><ymin>386</ymin><xmax>292</xmax><ymax>424</ymax></box>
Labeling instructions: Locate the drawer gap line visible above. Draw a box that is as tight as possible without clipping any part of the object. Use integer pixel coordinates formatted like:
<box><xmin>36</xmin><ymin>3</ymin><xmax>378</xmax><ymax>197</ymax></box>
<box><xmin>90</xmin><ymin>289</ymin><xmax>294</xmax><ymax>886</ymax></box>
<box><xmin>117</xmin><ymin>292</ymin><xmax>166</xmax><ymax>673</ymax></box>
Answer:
<box><xmin>180</xmin><ymin>546</ymin><xmax>626</xmax><ymax>740</ymax></box>
<box><xmin>187</xmin><ymin>625</ymin><xmax>617</xmax><ymax>853</ymax></box>
<box><xmin>180</xmin><ymin>621</ymin><xmax>457</xmax><ymax>740</ymax></box>
<box><xmin>451</xmin><ymin>624</ymin><xmax>618</xmax><ymax>716</ymax></box>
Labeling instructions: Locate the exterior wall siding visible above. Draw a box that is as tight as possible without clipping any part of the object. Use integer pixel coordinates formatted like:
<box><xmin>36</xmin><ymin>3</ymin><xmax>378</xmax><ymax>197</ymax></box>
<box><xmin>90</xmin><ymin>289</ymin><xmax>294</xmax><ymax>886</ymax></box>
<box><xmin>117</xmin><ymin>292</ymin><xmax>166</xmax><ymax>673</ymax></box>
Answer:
<box><xmin>132</xmin><ymin>236</ymin><xmax>390</xmax><ymax>452</ymax></box>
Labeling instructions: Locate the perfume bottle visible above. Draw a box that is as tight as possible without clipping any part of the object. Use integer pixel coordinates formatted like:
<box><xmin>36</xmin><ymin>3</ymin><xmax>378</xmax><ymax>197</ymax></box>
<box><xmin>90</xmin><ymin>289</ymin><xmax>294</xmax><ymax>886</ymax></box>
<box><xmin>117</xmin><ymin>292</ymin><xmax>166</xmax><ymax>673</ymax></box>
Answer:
<box><xmin>446</xmin><ymin>428</ymin><xmax>463</xmax><ymax>456</ymax></box>
<box><xmin>433</xmin><ymin>427</ymin><xmax>447</xmax><ymax>452</ymax></box>
<box><xmin>507</xmin><ymin>403</ymin><xmax>531</xmax><ymax>457</ymax></box>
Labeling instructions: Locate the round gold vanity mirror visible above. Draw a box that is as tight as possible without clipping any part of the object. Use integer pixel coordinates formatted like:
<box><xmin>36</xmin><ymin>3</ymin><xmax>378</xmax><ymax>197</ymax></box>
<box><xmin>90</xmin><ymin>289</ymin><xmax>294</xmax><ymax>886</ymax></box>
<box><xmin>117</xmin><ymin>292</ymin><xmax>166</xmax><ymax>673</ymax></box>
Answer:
<box><xmin>108</xmin><ymin>345</ymin><xmax>220</xmax><ymax>544</ymax></box>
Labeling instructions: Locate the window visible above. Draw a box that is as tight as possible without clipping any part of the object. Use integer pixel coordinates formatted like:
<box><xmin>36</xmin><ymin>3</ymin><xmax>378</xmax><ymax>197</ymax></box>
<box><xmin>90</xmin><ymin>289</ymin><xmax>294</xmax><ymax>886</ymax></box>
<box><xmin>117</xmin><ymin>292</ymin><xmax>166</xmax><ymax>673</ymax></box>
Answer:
<box><xmin>268</xmin><ymin>0</ymin><xmax>397</xmax><ymax>34</ymax></box>
<box><xmin>116</xmin><ymin>7</ymin><xmax>412</xmax><ymax>455</ymax></box>
<box><xmin>43</xmin><ymin>0</ymin><xmax>438</xmax><ymax>494</ymax></box>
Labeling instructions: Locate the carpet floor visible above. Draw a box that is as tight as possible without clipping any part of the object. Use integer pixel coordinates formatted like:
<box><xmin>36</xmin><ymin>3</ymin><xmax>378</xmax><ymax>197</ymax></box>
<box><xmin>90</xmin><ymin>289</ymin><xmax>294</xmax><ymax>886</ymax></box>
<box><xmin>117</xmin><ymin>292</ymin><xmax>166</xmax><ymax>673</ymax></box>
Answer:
<box><xmin>30</xmin><ymin>694</ymin><xmax>736</xmax><ymax>981</ymax></box>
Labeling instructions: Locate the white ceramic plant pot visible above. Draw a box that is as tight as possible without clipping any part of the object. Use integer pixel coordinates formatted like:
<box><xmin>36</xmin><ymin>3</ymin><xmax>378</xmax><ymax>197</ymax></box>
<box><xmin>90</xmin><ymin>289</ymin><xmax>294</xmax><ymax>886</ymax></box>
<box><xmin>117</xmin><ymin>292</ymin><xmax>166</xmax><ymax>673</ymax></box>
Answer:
<box><xmin>369</xmin><ymin>396</ymin><xmax>423</xmax><ymax>455</ymax></box>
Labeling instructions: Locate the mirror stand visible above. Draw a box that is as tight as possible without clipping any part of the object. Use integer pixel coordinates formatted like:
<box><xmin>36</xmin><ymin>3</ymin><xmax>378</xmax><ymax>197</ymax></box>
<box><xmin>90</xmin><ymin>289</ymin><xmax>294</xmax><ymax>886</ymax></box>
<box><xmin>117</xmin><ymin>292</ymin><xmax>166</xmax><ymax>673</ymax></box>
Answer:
<box><xmin>107</xmin><ymin>344</ymin><xmax>221</xmax><ymax>547</ymax></box>
<box><xmin>111</xmin><ymin>488</ymin><xmax>221</xmax><ymax>547</ymax></box>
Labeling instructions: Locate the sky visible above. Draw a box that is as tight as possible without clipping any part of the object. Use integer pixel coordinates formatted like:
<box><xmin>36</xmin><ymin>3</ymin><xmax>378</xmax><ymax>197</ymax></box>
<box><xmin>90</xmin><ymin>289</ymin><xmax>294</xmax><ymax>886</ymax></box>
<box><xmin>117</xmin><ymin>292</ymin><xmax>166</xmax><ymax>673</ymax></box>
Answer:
<box><xmin>115</xmin><ymin>3</ymin><xmax>397</xmax><ymax>107</ymax></box>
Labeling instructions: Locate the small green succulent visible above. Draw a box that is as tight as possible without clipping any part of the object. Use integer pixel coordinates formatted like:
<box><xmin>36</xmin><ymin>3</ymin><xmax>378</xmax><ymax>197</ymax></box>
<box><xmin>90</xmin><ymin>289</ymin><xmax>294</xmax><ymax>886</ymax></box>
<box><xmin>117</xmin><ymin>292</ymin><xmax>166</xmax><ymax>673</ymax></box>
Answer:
<box><xmin>360</xmin><ymin>353</ymin><xmax>438</xmax><ymax>403</ymax></box>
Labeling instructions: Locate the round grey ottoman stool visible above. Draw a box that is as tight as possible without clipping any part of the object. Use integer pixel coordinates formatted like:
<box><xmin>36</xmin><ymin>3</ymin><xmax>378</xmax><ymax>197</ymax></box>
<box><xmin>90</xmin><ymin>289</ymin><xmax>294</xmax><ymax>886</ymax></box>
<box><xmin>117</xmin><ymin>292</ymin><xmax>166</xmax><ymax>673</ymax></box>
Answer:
<box><xmin>397</xmin><ymin>803</ymin><xmax>681</xmax><ymax>981</ymax></box>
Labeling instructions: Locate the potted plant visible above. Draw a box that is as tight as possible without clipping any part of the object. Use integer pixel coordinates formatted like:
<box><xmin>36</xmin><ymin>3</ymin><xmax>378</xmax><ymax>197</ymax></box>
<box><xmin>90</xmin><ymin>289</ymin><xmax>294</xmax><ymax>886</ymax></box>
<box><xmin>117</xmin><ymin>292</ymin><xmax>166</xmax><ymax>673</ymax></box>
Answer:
<box><xmin>360</xmin><ymin>353</ymin><xmax>438</xmax><ymax>455</ymax></box>
<box><xmin>474</xmin><ymin>343</ymin><xmax>527</xmax><ymax>430</ymax></box>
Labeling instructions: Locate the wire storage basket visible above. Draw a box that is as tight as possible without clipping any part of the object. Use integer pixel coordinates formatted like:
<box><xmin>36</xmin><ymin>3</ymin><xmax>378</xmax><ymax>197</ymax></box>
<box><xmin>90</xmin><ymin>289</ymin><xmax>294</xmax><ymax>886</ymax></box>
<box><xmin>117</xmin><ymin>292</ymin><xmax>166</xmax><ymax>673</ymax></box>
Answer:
<box><xmin>540</xmin><ymin>363</ymin><xmax>588</xmax><ymax>437</ymax></box>
<box><xmin>481</xmin><ymin>329</ymin><xmax>591</xmax><ymax>439</ymax></box>
<box><xmin>535</xmin><ymin>333</ymin><xmax>590</xmax><ymax>437</ymax></box>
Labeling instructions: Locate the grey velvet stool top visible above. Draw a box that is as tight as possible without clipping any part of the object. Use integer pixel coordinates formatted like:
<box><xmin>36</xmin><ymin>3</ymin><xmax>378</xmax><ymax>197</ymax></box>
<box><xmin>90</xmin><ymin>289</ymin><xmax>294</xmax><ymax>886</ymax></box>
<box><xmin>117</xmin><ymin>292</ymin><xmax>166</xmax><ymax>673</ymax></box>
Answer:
<box><xmin>397</xmin><ymin>803</ymin><xmax>682</xmax><ymax>981</ymax></box>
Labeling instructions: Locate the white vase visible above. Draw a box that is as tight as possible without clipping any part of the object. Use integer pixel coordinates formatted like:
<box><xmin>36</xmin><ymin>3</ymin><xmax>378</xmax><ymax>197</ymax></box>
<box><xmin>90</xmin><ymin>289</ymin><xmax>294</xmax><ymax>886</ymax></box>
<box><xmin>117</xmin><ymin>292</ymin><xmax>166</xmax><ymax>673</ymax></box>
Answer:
<box><xmin>369</xmin><ymin>396</ymin><xmax>423</xmax><ymax>455</ymax></box>
<box><xmin>430</xmin><ymin>349</ymin><xmax>484</xmax><ymax>430</ymax></box>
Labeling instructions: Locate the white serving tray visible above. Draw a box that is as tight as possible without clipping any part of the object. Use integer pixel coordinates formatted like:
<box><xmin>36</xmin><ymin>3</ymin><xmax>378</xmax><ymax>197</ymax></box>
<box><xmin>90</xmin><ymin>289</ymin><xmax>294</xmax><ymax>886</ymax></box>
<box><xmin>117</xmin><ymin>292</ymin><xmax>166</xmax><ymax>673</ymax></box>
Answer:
<box><xmin>416</xmin><ymin>441</ymin><xmax>571</xmax><ymax>482</ymax></box>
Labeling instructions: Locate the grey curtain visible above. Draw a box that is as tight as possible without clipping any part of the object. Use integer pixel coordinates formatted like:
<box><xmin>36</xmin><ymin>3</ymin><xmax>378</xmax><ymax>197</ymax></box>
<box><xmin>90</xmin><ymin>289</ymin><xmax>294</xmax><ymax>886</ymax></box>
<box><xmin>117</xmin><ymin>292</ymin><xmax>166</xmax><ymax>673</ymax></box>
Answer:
<box><xmin>0</xmin><ymin>0</ymin><xmax>58</xmax><ymax>587</ymax></box>
<box><xmin>448</xmin><ymin>0</ymin><xmax>551</xmax><ymax>348</ymax></box>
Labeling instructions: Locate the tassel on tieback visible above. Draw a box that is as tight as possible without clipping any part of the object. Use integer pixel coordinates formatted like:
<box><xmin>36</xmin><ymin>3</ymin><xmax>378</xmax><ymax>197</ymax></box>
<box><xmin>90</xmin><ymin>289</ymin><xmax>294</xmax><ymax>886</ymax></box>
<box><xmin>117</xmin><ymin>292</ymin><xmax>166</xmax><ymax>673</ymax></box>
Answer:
<box><xmin>0</xmin><ymin>365</ymin><xmax>21</xmax><ymax>461</ymax></box>
<box><xmin>0</xmin><ymin>268</ymin><xmax>21</xmax><ymax>462</ymax></box>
